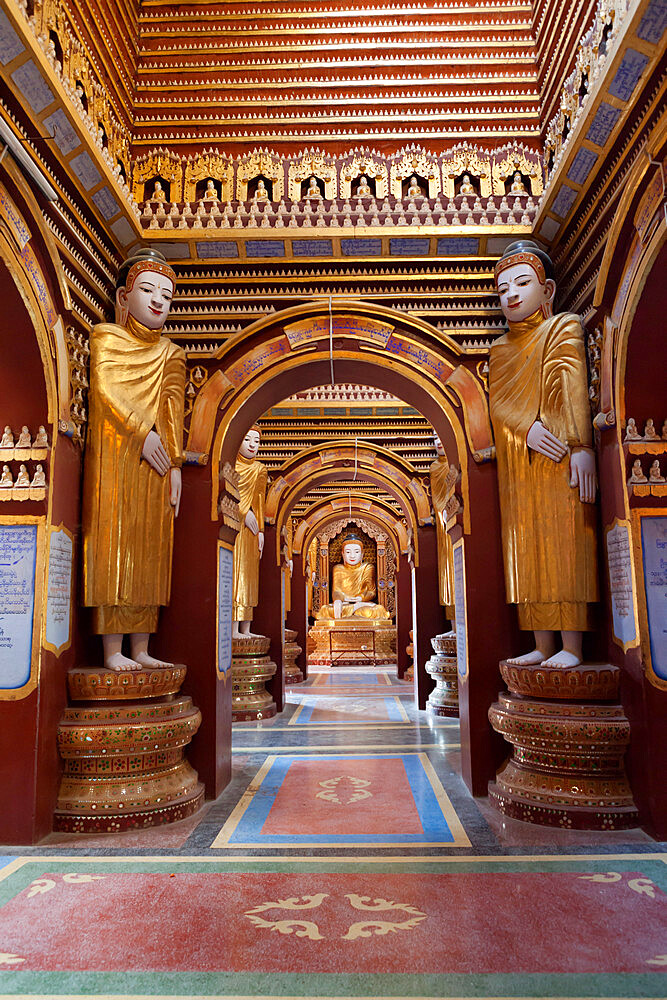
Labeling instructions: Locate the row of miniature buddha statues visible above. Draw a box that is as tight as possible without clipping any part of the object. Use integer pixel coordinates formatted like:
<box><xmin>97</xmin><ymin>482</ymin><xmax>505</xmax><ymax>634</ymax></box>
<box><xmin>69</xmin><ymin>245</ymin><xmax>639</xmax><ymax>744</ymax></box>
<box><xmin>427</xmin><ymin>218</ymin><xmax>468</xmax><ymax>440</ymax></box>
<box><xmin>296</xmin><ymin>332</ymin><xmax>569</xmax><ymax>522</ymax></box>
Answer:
<box><xmin>0</xmin><ymin>425</ymin><xmax>49</xmax><ymax>449</ymax></box>
<box><xmin>623</xmin><ymin>418</ymin><xmax>667</xmax><ymax>442</ymax></box>
<box><xmin>0</xmin><ymin>463</ymin><xmax>46</xmax><ymax>488</ymax></box>
<box><xmin>147</xmin><ymin>171</ymin><xmax>531</xmax><ymax>204</ymax></box>
<box><xmin>628</xmin><ymin>458</ymin><xmax>666</xmax><ymax>485</ymax></box>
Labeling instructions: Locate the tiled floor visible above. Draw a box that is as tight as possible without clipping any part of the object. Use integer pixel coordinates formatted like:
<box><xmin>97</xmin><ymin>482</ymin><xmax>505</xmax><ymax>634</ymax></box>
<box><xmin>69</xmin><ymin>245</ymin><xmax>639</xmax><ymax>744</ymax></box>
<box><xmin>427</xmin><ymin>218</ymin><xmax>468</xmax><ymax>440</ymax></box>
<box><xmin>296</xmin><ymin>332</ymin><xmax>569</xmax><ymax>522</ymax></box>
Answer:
<box><xmin>0</xmin><ymin>664</ymin><xmax>665</xmax><ymax>999</ymax></box>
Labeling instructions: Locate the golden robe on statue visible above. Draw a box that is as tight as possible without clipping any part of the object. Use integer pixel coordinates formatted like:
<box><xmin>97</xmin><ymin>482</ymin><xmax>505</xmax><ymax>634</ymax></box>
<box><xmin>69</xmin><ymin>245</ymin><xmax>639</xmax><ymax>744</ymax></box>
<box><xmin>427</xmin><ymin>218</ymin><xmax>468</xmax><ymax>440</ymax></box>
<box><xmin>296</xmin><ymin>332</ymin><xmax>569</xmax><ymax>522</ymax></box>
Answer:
<box><xmin>317</xmin><ymin>562</ymin><xmax>391</xmax><ymax>620</ymax></box>
<box><xmin>488</xmin><ymin>310</ymin><xmax>598</xmax><ymax>631</ymax></box>
<box><xmin>430</xmin><ymin>455</ymin><xmax>455</xmax><ymax>612</ymax></box>
<box><xmin>82</xmin><ymin>317</ymin><xmax>185</xmax><ymax>634</ymax></box>
<box><xmin>233</xmin><ymin>454</ymin><xmax>268</xmax><ymax>621</ymax></box>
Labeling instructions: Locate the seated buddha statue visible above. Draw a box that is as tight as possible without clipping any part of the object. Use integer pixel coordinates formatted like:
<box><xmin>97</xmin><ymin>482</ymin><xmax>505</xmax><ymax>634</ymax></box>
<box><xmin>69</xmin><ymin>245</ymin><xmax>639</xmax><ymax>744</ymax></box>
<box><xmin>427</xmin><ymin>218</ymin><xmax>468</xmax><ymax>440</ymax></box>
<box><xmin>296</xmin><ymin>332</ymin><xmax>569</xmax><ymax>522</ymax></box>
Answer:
<box><xmin>316</xmin><ymin>535</ymin><xmax>391</xmax><ymax>621</ymax></box>
<box><xmin>459</xmin><ymin>174</ymin><xmax>476</xmax><ymax>196</ymax></box>
<box><xmin>510</xmin><ymin>171</ymin><xmax>528</xmax><ymax>195</ymax></box>
<box><xmin>151</xmin><ymin>180</ymin><xmax>167</xmax><ymax>202</ymax></box>
<box><xmin>355</xmin><ymin>175</ymin><xmax>372</xmax><ymax>197</ymax></box>
<box><xmin>306</xmin><ymin>175</ymin><xmax>322</xmax><ymax>199</ymax></box>
<box><xmin>407</xmin><ymin>175</ymin><xmax>423</xmax><ymax>198</ymax></box>
<box><xmin>253</xmin><ymin>179</ymin><xmax>269</xmax><ymax>202</ymax></box>
<box><xmin>204</xmin><ymin>179</ymin><xmax>219</xmax><ymax>202</ymax></box>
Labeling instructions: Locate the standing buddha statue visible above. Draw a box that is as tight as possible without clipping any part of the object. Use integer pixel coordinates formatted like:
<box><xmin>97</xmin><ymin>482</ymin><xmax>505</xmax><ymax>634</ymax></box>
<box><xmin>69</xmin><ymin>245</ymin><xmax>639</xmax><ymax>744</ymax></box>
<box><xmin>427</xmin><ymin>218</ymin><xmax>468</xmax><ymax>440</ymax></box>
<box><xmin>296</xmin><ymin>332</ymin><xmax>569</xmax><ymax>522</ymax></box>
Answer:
<box><xmin>81</xmin><ymin>247</ymin><xmax>185</xmax><ymax>672</ymax></box>
<box><xmin>488</xmin><ymin>239</ymin><xmax>598</xmax><ymax>668</ymax></box>
<box><xmin>233</xmin><ymin>426</ymin><xmax>268</xmax><ymax>638</ymax></box>
<box><xmin>429</xmin><ymin>433</ymin><xmax>455</xmax><ymax>616</ymax></box>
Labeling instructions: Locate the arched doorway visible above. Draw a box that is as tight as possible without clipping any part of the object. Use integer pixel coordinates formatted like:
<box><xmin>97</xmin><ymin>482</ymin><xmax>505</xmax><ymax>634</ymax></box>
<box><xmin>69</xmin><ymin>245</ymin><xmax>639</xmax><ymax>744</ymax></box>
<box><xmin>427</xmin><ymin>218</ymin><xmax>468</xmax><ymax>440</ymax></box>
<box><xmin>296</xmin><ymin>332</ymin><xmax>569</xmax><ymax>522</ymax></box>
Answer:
<box><xmin>158</xmin><ymin>302</ymin><xmax>514</xmax><ymax>799</ymax></box>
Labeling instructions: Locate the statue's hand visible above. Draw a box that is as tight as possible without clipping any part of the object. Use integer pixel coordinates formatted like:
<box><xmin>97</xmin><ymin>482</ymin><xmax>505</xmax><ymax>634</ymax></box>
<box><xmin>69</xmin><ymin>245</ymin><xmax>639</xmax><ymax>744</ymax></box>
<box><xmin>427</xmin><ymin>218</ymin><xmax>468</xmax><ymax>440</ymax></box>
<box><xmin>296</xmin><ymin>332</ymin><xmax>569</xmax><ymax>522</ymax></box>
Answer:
<box><xmin>170</xmin><ymin>467</ymin><xmax>182</xmax><ymax>517</ymax></box>
<box><xmin>142</xmin><ymin>429</ymin><xmax>170</xmax><ymax>475</ymax></box>
<box><xmin>526</xmin><ymin>420</ymin><xmax>568</xmax><ymax>463</ymax></box>
<box><xmin>258</xmin><ymin>531</ymin><xmax>264</xmax><ymax>556</ymax></box>
<box><xmin>570</xmin><ymin>448</ymin><xmax>597</xmax><ymax>503</ymax></box>
<box><xmin>245</xmin><ymin>509</ymin><xmax>259</xmax><ymax>534</ymax></box>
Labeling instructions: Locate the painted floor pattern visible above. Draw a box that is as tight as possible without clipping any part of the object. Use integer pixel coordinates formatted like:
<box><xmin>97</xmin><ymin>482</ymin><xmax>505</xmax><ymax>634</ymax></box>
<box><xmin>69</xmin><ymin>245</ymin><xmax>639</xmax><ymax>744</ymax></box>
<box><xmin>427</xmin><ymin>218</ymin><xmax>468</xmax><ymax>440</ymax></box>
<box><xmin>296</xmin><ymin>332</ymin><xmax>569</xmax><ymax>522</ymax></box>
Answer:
<box><xmin>0</xmin><ymin>664</ymin><xmax>665</xmax><ymax>999</ymax></box>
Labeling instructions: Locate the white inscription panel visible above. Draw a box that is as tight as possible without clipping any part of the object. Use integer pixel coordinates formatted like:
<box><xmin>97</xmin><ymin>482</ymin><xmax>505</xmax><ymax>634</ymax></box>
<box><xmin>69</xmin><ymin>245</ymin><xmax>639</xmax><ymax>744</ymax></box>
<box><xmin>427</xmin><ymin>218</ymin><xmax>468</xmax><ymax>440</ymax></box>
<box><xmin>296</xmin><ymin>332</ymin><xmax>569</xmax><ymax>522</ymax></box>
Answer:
<box><xmin>640</xmin><ymin>515</ymin><xmax>667</xmax><ymax>681</ymax></box>
<box><xmin>453</xmin><ymin>540</ymin><xmax>468</xmax><ymax>679</ymax></box>
<box><xmin>45</xmin><ymin>527</ymin><xmax>73</xmax><ymax>654</ymax></box>
<box><xmin>605</xmin><ymin>521</ymin><xmax>637</xmax><ymax>649</ymax></box>
<box><xmin>217</xmin><ymin>543</ymin><xmax>234</xmax><ymax>679</ymax></box>
<box><xmin>0</xmin><ymin>524</ymin><xmax>37</xmax><ymax>688</ymax></box>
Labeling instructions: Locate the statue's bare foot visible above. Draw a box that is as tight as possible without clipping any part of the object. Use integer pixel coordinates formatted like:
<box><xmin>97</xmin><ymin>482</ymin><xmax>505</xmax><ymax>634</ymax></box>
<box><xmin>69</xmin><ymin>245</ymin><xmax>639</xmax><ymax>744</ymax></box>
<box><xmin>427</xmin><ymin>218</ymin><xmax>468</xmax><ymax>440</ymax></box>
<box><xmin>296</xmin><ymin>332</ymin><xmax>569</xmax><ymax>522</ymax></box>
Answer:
<box><xmin>133</xmin><ymin>651</ymin><xmax>175</xmax><ymax>669</ymax></box>
<box><xmin>246</xmin><ymin>630</ymin><xmax>266</xmax><ymax>639</ymax></box>
<box><xmin>506</xmin><ymin>649</ymin><xmax>549</xmax><ymax>666</ymax></box>
<box><xmin>104</xmin><ymin>652</ymin><xmax>142</xmax><ymax>672</ymax></box>
<box><xmin>541</xmin><ymin>649</ymin><xmax>581</xmax><ymax>668</ymax></box>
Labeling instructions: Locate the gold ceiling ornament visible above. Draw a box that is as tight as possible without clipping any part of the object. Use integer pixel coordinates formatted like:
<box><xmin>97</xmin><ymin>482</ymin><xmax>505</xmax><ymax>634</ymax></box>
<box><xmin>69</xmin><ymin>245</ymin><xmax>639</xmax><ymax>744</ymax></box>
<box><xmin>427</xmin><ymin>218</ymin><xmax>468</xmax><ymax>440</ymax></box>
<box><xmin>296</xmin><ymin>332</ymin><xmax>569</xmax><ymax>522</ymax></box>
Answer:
<box><xmin>287</xmin><ymin>152</ymin><xmax>338</xmax><ymax>201</ymax></box>
<box><xmin>236</xmin><ymin>151</ymin><xmax>284</xmax><ymax>202</ymax></box>
<box><xmin>132</xmin><ymin>149</ymin><xmax>184</xmax><ymax>204</ymax></box>
<box><xmin>389</xmin><ymin>148</ymin><xmax>442</xmax><ymax>200</ymax></box>
<box><xmin>339</xmin><ymin>153</ymin><xmax>388</xmax><ymax>200</ymax></box>
<box><xmin>543</xmin><ymin>0</ymin><xmax>632</xmax><ymax>183</ymax></box>
<box><xmin>491</xmin><ymin>144</ymin><xmax>543</xmax><ymax>197</ymax></box>
<box><xmin>442</xmin><ymin>144</ymin><xmax>492</xmax><ymax>198</ymax></box>
<box><xmin>22</xmin><ymin>0</ymin><xmax>131</xmax><ymax>177</ymax></box>
<box><xmin>184</xmin><ymin>152</ymin><xmax>234</xmax><ymax>204</ymax></box>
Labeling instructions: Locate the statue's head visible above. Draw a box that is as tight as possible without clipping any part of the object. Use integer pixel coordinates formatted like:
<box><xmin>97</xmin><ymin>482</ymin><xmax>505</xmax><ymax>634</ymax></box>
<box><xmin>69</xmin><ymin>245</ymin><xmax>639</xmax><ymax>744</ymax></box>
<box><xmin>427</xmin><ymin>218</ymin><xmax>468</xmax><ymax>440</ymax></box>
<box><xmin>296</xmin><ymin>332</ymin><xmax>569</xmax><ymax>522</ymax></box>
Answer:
<box><xmin>494</xmin><ymin>240</ymin><xmax>556</xmax><ymax>323</ymax></box>
<box><xmin>154</xmin><ymin>180</ymin><xmax>163</xmax><ymax>192</ymax></box>
<box><xmin>115</xmin><ymin>248</ymin><xmax>176</xmax><ymax>330</ymax></box>
<box><xmin>257</xmin><ymin>179</ymin><xmax>266</xmax><ymax>190</ymax></box>
<box><xmin>239</xmin><ymin>425</ymin><xmax>261</xmax><ymax>460</ymax></box>
<box><xmin>514</xmin><ymin>172</ymin><xmax>522</xmax><ymax>181</ymax></box>
<box><xmin>341</xmin><ymin>534</ymin><xmax>364</xmax><ymax>566</ymax></box>
<box><xmin>433</xmin><ymin>432</ymin><xmax>446</xmax><ymax>458</ymax></box>
<box><xmin>359</xmin><ymin>175</ymin><xmax>367</xmax><ymax>184</ymax></box>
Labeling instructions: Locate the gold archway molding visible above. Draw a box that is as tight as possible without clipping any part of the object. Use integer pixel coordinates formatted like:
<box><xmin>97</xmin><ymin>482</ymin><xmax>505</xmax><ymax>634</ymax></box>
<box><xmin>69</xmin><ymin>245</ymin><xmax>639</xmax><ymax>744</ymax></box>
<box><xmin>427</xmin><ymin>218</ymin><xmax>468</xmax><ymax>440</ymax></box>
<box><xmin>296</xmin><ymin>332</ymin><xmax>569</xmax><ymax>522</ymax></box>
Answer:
<box><xmin>186</xmin><ymin>302</ymin><xmax>492</xmax><ymax>529</ymax></box>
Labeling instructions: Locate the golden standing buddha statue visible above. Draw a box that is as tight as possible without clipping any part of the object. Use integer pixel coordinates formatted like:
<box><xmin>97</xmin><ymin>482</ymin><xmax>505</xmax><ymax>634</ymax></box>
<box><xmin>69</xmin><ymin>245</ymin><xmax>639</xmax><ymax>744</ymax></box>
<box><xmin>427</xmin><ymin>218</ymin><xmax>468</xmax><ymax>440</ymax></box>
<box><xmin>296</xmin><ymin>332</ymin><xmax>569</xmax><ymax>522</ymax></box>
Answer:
<box><xmin>81</xmin><ymin>248</ymin><xmax>185</xmax><ymax>672</ymax></box>
<box><xmin>489</xmin><ymin>240</ymin><xmax>598</xmax><ymax>668</ymax></box>
<box><xmin>429</xmin><ymin>434</ymin><xmax>455</xmax><ymax>616</ymax></box>
<box><xmin>232</xmin><ymin>426</ymin><xmax>268</xmax><ymax>638</ymax></box>
<box><xmin>316</xmin><ymin>535</ymin><xmax>390</xmax><ymax>621</ymax></box>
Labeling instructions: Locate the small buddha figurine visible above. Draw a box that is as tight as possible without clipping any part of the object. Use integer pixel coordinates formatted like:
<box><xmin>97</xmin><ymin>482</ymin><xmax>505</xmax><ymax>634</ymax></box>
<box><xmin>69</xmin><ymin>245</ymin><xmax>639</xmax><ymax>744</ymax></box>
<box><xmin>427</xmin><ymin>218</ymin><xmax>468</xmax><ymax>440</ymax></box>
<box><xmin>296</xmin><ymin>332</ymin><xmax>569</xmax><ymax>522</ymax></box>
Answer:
<box><xmin>151</xmin><ymin>180</ymin><xmax>167</xmax><ymax>202</ymax></box>
<box><xmin>459</xmin><ymin>174</ymin><xmax>476</xmax><ymax>195</ymax></box>
<box><xmin>16</xmin><ymin>426</ymin><xmax>31</xmax><ymax>448</ymax></box>
<box><xmin>355</xmin><ymin>175</ymin><xmax>372</xmax><ymax>197</ymax></box>
<box><xmin>233</xmin><ymin>426</ymin><xmax>268</xmax><ymax>638</ymax></box>
<box><xmin>644</xmin><ymin>418</ymin><xmax>660</xmax><ymax>440</ymax></box>
<box><xmin>0</xmin><ymin>464</ymin><xmax>12</xmax><ymax>487</ymax></box>
<box><xmin>33</xmin><ymin>425</ymin><xmax>48</xmax><ymax>447</ymax></box>
<box><xmin>15</xmin><ymin>464</ymin><xmax>30</xmax><ymax>487</ymax></box>
<box><xmin>316</xmin><ymin>534</ymin><xmax>391</xmax><ymax>621</ymax></box>
<box><xmin>489</xmin><ymin>239</ymin><xmax>598</xmax><ymax>669</ymax></box>
<box><xmin>81</xmin><ymin>247</ymin><xmax>185</xmax><ymax>673</ymax></box>
<box><xmin>204</xmin><ymin>179</ymin><xmax>218</xmax><ymax>202</ymax></box>
<box><xmin>0</xmin><ymin>426</ymin><xmax>13</xmax><ymax>448</ymax></box>
<box><xmin>31</xmin><ymin>464</ymin><xmax>46</xmax><ymax>487</ymax></box>
<box><xmin>629</xmin><ymin>458</ymin><xmax>647</xmax><ymax>483</ymax></box>
<box><xmin>253</xmin><ymin>179</ymin><xmax>269</xmax><ymax>202</ymax></box>
<box><xmin>407</xmin><ymin>175</ymin><xmax>423</xmax><ymax>199</ymax></box>
<box><xmin>306</xmin><ymin>176</ymin><xmax>322</xmax><ymax>199</ymax></box>
<box><xmin>624</xmin><ymin>417</ymin><xmax>641</xmax><ymax>441</ymax></box>
<box><xmin>510</xmin><ymin>171</ymin><xmax>528</xmax><ymax>195</ymax></box>
<box><xmin>662</xmin><ymin>419</ymin><xmax>667</xmax><ymax>440</ymax></box>
<box><xmin>649</xmin><ymin>459</ymin><xmax>665</xmax><ymax>483</ymax></box>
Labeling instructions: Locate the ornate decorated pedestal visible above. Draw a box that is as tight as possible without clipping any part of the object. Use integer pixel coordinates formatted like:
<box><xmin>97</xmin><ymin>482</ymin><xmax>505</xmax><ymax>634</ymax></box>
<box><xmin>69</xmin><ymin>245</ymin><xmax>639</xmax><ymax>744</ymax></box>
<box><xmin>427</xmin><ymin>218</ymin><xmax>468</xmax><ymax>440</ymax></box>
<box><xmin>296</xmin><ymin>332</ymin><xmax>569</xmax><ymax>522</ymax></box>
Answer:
<box><xmin>488</xmin><ymin>661</ymin><xmax>638</xmax><ymax>830</ymax></box>
<box><xmin>54</xmin><ymin>665</ymin><xmax>204</xmax><ymax>833</ymax></box>
<box><xmin>283</xmin><ymin>628</ymin><xmax>304</xmax><ymax>685</ymax></box>
<box><xmin>232</xmin><ymin>635</ymin><xmax>277</xmax><ymax>721</ymax></box>
<box><xmin>307</xmin><ymin>619</ymin><xmax>396</xmax><ymax>667</ymax></box>
<box><xmin>425</xmin><ymin>631</ymin><xmax>459</xmax><ymax>717</ymax></box>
